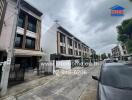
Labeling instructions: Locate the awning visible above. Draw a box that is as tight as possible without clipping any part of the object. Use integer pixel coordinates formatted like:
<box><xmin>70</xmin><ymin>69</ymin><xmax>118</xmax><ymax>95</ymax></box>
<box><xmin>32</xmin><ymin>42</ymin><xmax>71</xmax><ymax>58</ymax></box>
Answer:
<box><xmin>14</xmin><ymin>49</ymin><xmax>45</xmax><ymax>56</ymax></box>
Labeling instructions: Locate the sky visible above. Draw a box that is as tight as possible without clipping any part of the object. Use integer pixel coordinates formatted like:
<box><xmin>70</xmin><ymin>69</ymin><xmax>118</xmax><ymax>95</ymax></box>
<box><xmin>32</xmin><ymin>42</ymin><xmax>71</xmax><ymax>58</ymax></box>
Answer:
<box><xmin>26</xmin><ymin>0</ymin><xmax>132</xmax><ymax>54</ymax></box>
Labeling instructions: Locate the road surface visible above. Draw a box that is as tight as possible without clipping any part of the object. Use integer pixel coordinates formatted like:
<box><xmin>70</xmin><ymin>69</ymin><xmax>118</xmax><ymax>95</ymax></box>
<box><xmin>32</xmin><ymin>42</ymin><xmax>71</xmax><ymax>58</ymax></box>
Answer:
<box><xmin>16</xmin><ymin>65</ymin><xmax>100</xmax><ymax>100</ymax></box>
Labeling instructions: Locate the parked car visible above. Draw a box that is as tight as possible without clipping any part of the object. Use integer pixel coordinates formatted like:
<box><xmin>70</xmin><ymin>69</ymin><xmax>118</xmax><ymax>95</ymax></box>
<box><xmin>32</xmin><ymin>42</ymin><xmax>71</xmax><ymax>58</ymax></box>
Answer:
<box><xmin>103</xmin><ymin>59</ymin><xmax>113</xmax><ymax>63</ymax></box>
<box><xmin>92</xmin><ymin>63</ymin><xmax>132</xmax><ymax>100</ymax></box>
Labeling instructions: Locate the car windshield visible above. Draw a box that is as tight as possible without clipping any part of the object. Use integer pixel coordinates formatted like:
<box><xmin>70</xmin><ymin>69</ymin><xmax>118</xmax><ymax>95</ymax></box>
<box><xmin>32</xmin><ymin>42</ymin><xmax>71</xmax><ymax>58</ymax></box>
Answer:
<box><xmin>105</xmin><ymin>60</ymin><xmax>112</xmax><ymax>63</ymax></box>
<box><xmin>101</xmin><ymin>64</ymin><xmax>132</xmax><ymax>89</ymax></box>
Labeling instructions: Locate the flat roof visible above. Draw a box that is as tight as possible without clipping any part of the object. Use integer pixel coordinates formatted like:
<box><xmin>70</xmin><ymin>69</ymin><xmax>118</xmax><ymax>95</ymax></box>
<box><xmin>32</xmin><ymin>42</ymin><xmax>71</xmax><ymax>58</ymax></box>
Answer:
<box><xmin>58</xmin><ymin>26</ymin><xmax>90</xmax><ymax>48</ymax></box>
<box><xmin>21</xmin><ymin>0</ymin><xmax>43</xmax><ymax>16</ymax></box>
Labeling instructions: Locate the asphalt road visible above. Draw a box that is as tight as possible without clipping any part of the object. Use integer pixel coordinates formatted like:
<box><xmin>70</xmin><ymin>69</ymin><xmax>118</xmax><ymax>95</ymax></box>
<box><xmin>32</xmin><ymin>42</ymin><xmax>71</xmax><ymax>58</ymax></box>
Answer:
<box><xmin>16</xmin><ymin>65</ymin><xmax>100</xmax><ymax>100</ymax></box>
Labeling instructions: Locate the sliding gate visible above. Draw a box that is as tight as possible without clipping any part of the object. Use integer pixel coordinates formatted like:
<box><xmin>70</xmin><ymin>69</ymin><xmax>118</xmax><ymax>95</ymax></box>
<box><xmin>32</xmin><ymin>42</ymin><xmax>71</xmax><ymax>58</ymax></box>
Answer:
<box><xmin>8</xmin><ymin>64</ymin><xmax>25</xmax><ymax>87</ymax></box>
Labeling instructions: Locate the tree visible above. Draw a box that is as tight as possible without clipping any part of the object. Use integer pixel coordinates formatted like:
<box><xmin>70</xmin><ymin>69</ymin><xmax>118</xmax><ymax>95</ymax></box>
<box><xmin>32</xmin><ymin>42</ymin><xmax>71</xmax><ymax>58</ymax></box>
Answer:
<box><xmin>117</xmin><ymin>18</ymin><xmax>132</xmax><ymax>53</ymax></box>
<box><xmin>101</xmin><ymin>53</ymin><xmax>108</xmax><ymax>60</ymax></box>
<box><xmin>108</xmin><ymin>53</ymin><xmax>111</xmax><ymax>58</ymax></box>
<box><xmin>126</xmin><ymin>39</ymin><xmax>132</xmax><ymax>53</ymax></box>
<box><xmin>90</xmin><ymin>54</ymin><xmax>100</xmax><ymax>62</ymax></box>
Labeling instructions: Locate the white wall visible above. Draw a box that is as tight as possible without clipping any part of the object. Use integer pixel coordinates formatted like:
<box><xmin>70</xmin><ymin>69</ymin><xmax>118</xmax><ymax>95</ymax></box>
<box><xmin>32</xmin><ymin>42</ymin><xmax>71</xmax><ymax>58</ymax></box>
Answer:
<box><xmin>56</xmin><ymin>60</ymin><xmax>72</xmax><ymax>69</ymax></box>
<box><xmin>39</xmin><ymin>61</ymin><xmax>56</xmax><ymax>74</ymax></box>
<box><xmin>0</xmin><ymin>0</ymin><xmax>17</xmax><ymax>51</ymax></box>
<box><xmin>41</xmin><ymin>24</ymin><xmax>58</xmax><ymax>61</ymax></box>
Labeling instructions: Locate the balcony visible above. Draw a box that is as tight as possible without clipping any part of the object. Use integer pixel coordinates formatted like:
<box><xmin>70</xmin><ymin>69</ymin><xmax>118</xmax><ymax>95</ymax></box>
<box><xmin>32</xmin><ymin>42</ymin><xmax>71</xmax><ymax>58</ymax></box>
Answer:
<box><xmin>16</xmin><ymin>27</ymin><xmax>36</xmax><ymax>38</ymax></box>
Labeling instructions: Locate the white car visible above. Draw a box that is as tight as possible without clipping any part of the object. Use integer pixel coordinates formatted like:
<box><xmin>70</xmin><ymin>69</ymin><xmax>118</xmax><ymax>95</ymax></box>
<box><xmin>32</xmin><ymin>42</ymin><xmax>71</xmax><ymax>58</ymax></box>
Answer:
<box><xmin>103</xmin><ymin>59</ymin><xmax>113</xmax><ymax>64</ymax></box>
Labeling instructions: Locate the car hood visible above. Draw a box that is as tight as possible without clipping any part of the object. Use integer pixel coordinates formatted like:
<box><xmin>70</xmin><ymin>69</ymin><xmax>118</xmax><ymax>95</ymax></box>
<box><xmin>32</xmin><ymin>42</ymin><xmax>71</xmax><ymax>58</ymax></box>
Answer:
<box><xmin>99</xmin><ymin>84</ymin><xmax>132</xmax><ymax>100</ymax></box>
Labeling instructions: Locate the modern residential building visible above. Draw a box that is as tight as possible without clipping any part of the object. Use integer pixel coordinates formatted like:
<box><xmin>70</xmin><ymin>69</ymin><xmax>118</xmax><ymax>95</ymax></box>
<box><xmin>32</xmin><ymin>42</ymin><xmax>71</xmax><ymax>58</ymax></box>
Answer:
<box><xmin>42</xmin><ymin>23</ymin><xmax>91</xmax><ymax>61</ymax></box>
<box><xmin>89</xmin><ymin>48</ymin><xmax>96</xmax><ymax>62</ymax></box>
<box><xmin>90</xmin><ymin>49</ymin><xmax>96</xmax><ymax>55</ymax></box>
<box><xmin>111</xmin><ymin>44</ymin><xmax>127</xmax><ymax>59</ymax></box>
<box><xmin>0</xmin><ymin>0</ymin><xmax>43</xmax><ymax>69</ymax></box>
<box><xmin>0</xmin><ymin>0</ymin><xmax>7</xmax><ymax>34</ymax></box>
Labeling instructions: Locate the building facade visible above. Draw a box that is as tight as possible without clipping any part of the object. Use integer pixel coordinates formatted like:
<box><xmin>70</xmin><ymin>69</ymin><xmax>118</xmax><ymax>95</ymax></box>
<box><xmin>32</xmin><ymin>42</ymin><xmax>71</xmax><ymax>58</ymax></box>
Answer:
<box><xmin>0</xmin><ymin>0</ymin><xmax>7</xmax><ymax>34</ymax></box>
<box><xmin>111</xmin><ymin>44</ymin><xmax>127</xmax><ymax>59</ymax></box>
<box><xmin>0</xmin><ymin>0</ymin><xmax>43</xmax><ymax>69</ymax></box>
<box><xmin>42</xmin><ymin>24</ymin><xmax>91</xmax><ymax>61</ymax></box>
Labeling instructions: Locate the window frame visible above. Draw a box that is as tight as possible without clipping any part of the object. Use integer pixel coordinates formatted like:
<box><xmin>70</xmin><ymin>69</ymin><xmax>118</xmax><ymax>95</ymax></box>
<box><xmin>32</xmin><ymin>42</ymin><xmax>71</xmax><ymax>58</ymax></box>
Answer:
<box><xmin>25</xmin><ymin>37</ymin><xmax>35</xmax><ymax>49</ymax></box>
<box><xmin>15</xmin><ymin>34</ymin><xmax>23</xmax><ymax>48</ymax></box>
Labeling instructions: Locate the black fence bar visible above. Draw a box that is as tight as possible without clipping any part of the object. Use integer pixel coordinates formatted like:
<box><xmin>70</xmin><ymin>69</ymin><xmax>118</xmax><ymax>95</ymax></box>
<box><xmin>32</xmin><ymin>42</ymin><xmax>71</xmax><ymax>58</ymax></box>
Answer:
<box><xmin>8</xmin><ymin>64</ymin><xmax>25</xmax><ymax>87</ymax></box>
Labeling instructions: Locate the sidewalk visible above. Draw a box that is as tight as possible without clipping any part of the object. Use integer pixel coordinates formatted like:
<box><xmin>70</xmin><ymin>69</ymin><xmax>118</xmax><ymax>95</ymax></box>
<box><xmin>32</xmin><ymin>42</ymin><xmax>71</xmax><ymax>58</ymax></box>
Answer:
<box><xmin>0</xmin><ymin>66</ymin><xmax>98</xmax><ymax>100</ymax></box>
<box><xmin>0</xmin><ymin>67</ymin><xmax>76</xmax><ymax>100</ymax></box>
<box><xmin>0</xmin><ymin>75</ymin><xmax>56</xmax><ymax>100</ymax></box>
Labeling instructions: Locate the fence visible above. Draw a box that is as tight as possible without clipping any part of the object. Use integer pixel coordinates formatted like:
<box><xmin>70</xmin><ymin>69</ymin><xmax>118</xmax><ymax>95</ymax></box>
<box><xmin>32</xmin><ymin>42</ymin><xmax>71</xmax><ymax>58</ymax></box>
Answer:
<box><xmin>7</xmin><ymin>61</ymin><xmax>54</xmax><ymax>87</ymax></box>
<box><xmin>71</xmin><ymin>60</ymin><xmax>89</xmax><ymax>68</ymax></box>
<box><xmin>56</xmin><ymin>60</ymin><xmax>90</xmax><ymax>70</ymax></box>
<box><xmin>56</xmin><ymin>60</ymin><xmax>72</xmax><ymax>69</ymax></box>
<box><xmin>8</xmin><ymin>64</ymin><xmax>25</xmax><ymax>87</ymax></box>
<box><xmin>38</xmin><ymin>61</ymin><xmax>54</xmax><ymax>75</ymax></box>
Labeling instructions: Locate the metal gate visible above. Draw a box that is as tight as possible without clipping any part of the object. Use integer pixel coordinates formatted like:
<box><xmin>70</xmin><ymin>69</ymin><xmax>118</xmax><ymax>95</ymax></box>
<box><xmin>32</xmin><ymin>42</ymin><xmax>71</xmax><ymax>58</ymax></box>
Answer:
<box><xmin>8</xmin><ymin>64</ymin><xmax>25</xmax><ymax>87</ymax></box>
<box><xmin>71</xmin><ymin>60</ymin><xmax>89</xmax><ymax>68</ymax></box>
<box><xmin>38</xmin><ymin>61</ymin><xmax>54</xmax><ymax>75</ymax></box>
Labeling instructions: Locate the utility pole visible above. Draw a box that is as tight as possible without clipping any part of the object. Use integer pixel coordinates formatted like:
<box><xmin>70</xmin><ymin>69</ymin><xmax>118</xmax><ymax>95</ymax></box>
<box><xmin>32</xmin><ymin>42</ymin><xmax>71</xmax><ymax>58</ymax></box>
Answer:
<box><xmin>0</xmin><ymin>0</ymin><xmax>22</xmax><ymax>96</ymax></box>
<box><xmin>81</xmin><ymin>55</ymin><xmax>83</xmax><ymax>66</ymax></box>
<box><xmin>93</xmin><ymin>53</ymin><xmax>95</xmax><ymax>66</ymax></box>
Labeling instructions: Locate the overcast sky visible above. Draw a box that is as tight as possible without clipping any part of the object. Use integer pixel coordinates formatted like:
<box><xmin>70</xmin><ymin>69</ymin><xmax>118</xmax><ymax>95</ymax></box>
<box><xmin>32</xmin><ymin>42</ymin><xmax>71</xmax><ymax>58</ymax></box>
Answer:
<box><xmin>26</xmin><ymin>0</ymin><xmax>132</xmax><ymax>54</ymax></box>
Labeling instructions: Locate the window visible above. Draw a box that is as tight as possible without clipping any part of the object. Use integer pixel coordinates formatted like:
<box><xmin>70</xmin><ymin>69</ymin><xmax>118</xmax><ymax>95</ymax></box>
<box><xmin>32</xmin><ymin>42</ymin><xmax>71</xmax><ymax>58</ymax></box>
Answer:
<box><xmin>124</xmin><ymin>51</ymin><xmax>126</xmax><ymax>54</ymax></box>
<box><xmin>28</xmin><ymin>15</ymin><xmax>37</xmax><ymax>33</ymax></box>
<box><xmin>122</xmin><ymin>45</ymin><xmax>125</xmax><ymax>49</ymax></box>
<box><xmin>18</xmin><ymin>10</ymin><xmax>25</xmax><ymax>28</ymax></box>
<box><xmin>74</xmin><ymin>50</ymin><xmax>78</xmax><ymax>56</ymax></box>
<box><xmin>87</xmin><ymin>48</ymin><xmax>89</xmax><ymax>52</ymax></box>
<box><xmin>76</xmin><ymin>51</ymin><xmax>78</xmax><ymax>56</ymax></box>
<box><xmin>60</xmin><ymin>46</ymin><xmax>66</xmax><ymax>54</ymax></box>
<box><xmin>18</xmin><ymin>17</ymin><xmax>25</xmax><ymax>28</ymax></box>
<box><xmin>79</xmin><ymin>51</ymin><xmax>81</xmax><ymax>56</ymax></box>
<box><xmin>78</xmin><ymin>44</ymin><xmax>81</xmax><ymax>49</ymax></box>
<box><xmin>25</xmin><ymin>37</ymin><xmax>35</xmax><ymax>49</ymax></box>
<box><xmin>60</xmin><ymin>33</ymin><xmax>65</xmax><ymax>43</ymax></box>
<box><xmin>84</xmin><ymin>47</ymin><xmax>86</xmax><ymax>51</ymax></box>
<box><xmin>68</xmin><ymin>38</ymin><xmax>72</xmax><ymax>46</ymax></box>
<box><xmin>68</xmin><ymin>48</ymin><xmax>73</xmax><ymax>55</ymax></box>
<box><xmin>75</xmin><ymin>41</ymin><xmax>77</xmax><ymax>48</ymax></box>
<box><xmin>15</xmin><ymin>34</ymin><xmax>23</xmax><ymax>48</ymax></box>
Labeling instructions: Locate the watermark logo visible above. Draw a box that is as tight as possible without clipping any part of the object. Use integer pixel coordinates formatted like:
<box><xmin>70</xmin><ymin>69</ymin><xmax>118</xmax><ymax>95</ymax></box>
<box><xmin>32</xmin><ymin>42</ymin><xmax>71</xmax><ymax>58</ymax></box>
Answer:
<box><xmin>110</xmin><ymin>5</ymin><xmax>125</xmax><ymax>16</ymax></box>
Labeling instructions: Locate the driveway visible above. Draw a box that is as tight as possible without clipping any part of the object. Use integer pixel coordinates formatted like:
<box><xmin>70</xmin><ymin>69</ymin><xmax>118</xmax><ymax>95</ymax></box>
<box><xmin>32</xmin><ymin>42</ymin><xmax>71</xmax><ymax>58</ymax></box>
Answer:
<box><xmin>16</xmin><ymin>65</ymin><xmax>100</xmax><ymax>100</ymax></box>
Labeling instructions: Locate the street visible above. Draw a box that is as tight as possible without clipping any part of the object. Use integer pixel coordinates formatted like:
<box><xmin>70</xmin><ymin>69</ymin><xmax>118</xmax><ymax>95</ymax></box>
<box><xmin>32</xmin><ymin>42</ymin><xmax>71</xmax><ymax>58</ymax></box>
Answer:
<box><xmin>16</xmin><ymin>65</ymin><xmax>100</xmax><ymax>100</ymax></box>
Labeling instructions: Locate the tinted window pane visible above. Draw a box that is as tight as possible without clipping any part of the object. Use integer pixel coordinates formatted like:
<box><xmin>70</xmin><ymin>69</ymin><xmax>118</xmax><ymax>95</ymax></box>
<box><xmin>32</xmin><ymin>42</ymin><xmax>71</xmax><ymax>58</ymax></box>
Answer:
<box><xmin>28</xmin><ymin>15</ymin><xmax>37</xmax><ymax>33</ymax></box>
<box><xmin>25</xmin><ymin>37</ymin><xmax>35</xmax><ymax>49</ymax></box>
<box><xmin>60</xmin><ymin>46</ymin><xmax>66</xmax><ymax>54</ymax></box>
<box><xmin>15</xmin><ymin>34</ymin><xmax>23</xmax><ymax>48</ymax></box>
<box><xmin>18</xmin><ymin>10</ymin><xmax>25</xmax><ymax>28</ymax></box>
<box><xmin>60</xmin><ymin>33</ymin><xmax>65</xmax><ymax>43</ymax></box>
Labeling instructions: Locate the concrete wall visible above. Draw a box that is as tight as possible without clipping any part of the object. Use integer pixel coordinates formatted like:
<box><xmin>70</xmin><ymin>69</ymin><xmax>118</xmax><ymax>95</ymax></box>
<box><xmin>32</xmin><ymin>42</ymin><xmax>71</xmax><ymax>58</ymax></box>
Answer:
<box><xmin>0</xmin><ymin>0</ymin><xmax>17</xmax><ymax>51</ymax></box>
<box><xmin>39</xmin><ymin>61</ymin><xmax>54</xmax><ymax>74</ymax></box>
<box><xmin>56</xmin><ymin>60</ymin><xmax>71</xmax><ymax>69</ymax></box>
<box><xmin>118</xmin><ymin>44</ymin><xmax>128</xmax><ymax>56</ymax></box>
<box><xmin>42</xmin><ymin>24</ymin><xmax>58</xmax><ymax>61</ymax></box>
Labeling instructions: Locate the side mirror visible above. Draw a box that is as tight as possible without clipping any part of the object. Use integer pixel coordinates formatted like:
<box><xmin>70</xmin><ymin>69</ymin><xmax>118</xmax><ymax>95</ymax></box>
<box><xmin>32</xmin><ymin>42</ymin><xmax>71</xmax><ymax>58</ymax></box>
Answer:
<box><xmin>92</xmin><ymin>76</ymin><xmax>99</xmax><ymax>81</ymax></box>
